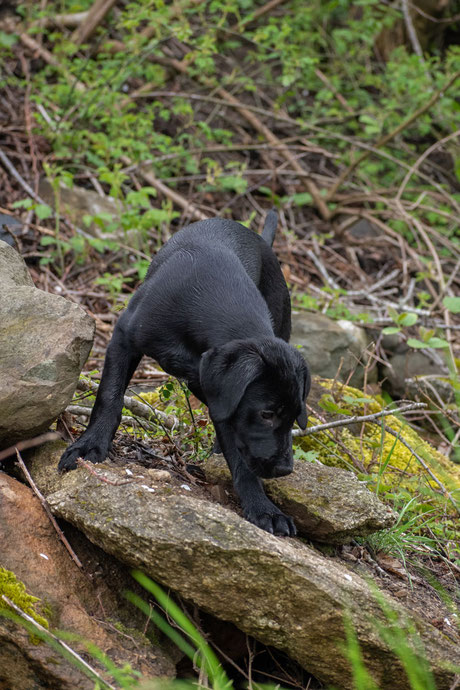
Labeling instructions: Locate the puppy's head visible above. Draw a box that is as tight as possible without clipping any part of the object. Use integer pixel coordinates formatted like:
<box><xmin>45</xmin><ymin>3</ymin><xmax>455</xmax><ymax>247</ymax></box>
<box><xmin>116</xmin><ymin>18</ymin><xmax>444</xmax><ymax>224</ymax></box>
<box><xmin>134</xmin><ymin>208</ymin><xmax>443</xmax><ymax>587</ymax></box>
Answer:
<box><xmin>199</xmin><ymin>338</ymin><xmax>310</xmax><ymax>479</ymax></box>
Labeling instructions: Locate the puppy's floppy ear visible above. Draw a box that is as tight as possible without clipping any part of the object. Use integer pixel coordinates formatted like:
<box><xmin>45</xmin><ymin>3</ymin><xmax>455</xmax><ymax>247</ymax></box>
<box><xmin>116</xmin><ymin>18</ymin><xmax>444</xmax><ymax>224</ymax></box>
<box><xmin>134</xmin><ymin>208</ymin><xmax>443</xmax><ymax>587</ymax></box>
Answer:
<box><xmin>199</xmin><ymin>341</ymin><xmax>264</xmax><ymax>423</ymax></box>
<box><xmin>296</xmin><ymin>360</ymin><xmax>311</xmax><ymax>430</ymax></box>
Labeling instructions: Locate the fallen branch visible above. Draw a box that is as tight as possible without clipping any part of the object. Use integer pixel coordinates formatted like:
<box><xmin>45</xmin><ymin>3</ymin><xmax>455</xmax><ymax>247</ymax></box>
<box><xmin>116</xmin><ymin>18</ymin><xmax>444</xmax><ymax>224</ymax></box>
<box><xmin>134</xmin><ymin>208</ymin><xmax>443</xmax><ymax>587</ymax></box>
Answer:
<box><xmin>1</xmin><ymin>596</ymin><xmax>115</xmax><ymax>690</ymax></box>
<box><xmin>292</xmin><ymin>402</ymin><xmax>427</xmax><ymax>437</ymax></box>
<box><xmin>76</xmin><ymin>378</ymin><xmax>181</xmax><ymax>430</ymax></box>
<box><xmin>15</xmin><ymin>449</ymin><xmax>84</xmax><ymax>570</ymax></box>
<box><xmin>66</xmin><ymin>404</ymin><xmax>158</xmax><ymax>431</ymax></box>
<box><xmin>32</xmin><ymin>11</ymin><xmax>88</xmax><ymax>29</ymax></box>
<box><xmin>71</xmin><ymin>0</ymin><xmax>118</xmax><ymax>46</ymax></box>
<box><xmin>18</xmin><ymin>32</ymin><xmax>86</xmax><ymax>92</ymax></box>
<box><xmin>0</xmin><ymin>432</ymin><xmax>60</xmax><ymax>463</ymax></box>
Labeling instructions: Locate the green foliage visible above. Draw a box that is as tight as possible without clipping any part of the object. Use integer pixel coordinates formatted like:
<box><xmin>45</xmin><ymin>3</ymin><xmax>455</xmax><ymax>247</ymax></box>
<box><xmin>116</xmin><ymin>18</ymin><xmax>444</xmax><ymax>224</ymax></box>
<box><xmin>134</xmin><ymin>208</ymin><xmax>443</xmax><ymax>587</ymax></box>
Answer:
<box><xmin>1</xmin><ymin>0</ymin><xmax>457</xmax><ymax>289</ymax></box>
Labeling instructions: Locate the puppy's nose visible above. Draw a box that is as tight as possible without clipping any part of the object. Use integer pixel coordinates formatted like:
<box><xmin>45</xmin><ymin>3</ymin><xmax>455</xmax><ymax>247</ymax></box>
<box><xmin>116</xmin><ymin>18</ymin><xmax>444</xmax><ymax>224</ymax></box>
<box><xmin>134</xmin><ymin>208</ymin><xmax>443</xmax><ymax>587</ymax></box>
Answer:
<box><xmin>270</xmin><ymin>463</ymin><xmax>292</xmax><ymax>478</ymax></box>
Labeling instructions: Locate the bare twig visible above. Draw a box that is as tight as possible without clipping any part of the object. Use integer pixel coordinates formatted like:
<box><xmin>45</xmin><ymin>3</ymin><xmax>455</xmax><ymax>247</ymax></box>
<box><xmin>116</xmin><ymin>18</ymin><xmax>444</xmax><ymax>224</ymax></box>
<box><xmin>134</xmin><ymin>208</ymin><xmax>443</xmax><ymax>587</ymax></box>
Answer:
<box><xmin>66</xmin><ymin>404</ymin><xmax>158</xmax><ymax>431</ymax></box>
<box><xmin>396</xmin><ymin>129</ymin><xmax>460</xmax><ymax>201</ymax></box>
<box><xmin>402</xmin><ymin>0</ymin><xmax>425</xmax><ymax>60</ymax></box>
<box><xmin>33</xmin><ymin>11</ymin><xmax>88</xmax><ymax>29</ymax></box>
<box><xmin>71</xmin><ymin>0</ymin><xmax>118</xmax><ymax>46</ymax></box>
<box><xmin>15</xmin><ymin>450</ymin><xmax>84</xmax><ymax>570</ymax></box>
<box><xmin>0</xmin><ymin>149</ymin><xmax>49</xmax><ymax>206</ymax></box>
<box><xmin>0</xmin><ymin>432</ymin><xmax>60</xmax><ymax>463</ymax></box>
<box><xmin>292</xmin><ymin>402</ymin><xmax>427</xmax><ymax>437</ymax></box>
<box><xmin>76</xmin><ymin>458</ymin><xmax>137</xmax><ymax>485</ymax></box>
<box><xmin>1</xmin><ymin>596</ymin><xmax>115</xmax><ymax>690</ymax></box>
<box><xmin>119</xmin><ymin>155</ymin><xmax>207</xmax><ymax>221</ymax></box>
<box><xmin>18</xmin><ymin>32</ymin><xmax>86</xmax><ymax>92</ymax></box>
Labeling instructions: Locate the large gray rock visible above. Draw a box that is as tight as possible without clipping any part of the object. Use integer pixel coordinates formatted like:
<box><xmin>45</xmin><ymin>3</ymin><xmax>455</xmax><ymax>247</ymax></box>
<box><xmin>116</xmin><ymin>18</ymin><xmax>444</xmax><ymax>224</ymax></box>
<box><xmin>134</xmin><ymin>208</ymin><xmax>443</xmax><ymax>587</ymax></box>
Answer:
<box><xmin>0</xmin><ymin>241</ymin><xmax>94</xmax><ymax>447</ymax></box>
<box><xmin>291</xmin><ymin>311</ymin><xmax>376</xmax><ymax>387</ymax></box>
<box><xmin>205</xmin><ymin>453</ymin><xmax>396</xmax><ymax>543</ymax></box>
<box><xmin>26</xmin><ymin>444</ymin><xmax>460</xmax><ymax>690</ymax></box>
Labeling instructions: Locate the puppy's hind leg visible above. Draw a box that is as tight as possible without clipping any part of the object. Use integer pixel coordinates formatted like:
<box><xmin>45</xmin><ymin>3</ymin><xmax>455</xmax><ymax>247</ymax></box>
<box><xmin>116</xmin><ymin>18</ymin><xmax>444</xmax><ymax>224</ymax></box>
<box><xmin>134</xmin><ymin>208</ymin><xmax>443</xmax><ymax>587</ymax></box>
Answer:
<box><xmin>58</xmin><ymin>322</ymin><xmax>142</xmax><ymax>471</ymax></box>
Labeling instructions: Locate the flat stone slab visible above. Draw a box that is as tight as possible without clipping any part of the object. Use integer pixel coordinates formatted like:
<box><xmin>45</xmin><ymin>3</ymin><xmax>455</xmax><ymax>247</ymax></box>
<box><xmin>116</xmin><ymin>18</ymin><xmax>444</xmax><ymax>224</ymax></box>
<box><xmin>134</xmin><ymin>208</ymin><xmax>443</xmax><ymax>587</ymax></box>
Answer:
<box><xmin>26</xmin><ymin>445</ymin><xmax>460</xmax><ymax>690</ymax></box>
<box><xmin>205</xmin><ymin>454</ymin><xmax>396</xmax><ymax>543</ymax></box>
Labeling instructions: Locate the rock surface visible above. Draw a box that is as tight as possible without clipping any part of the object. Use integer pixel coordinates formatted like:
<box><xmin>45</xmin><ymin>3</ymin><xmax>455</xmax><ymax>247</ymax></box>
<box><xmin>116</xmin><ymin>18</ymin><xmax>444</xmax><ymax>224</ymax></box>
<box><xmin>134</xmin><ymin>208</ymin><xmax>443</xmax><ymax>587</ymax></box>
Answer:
<box><xmin>381</xmin><ymin>346</ymin><xmax>448</xmax><ymax>399</ymax></box>
<box><xmin>0</xmin><ymin>240</ymin><xmax>94</xmax><ymax>446</ymax></box>
<box><xmin>205</xmin><ymin>453</ymin><xmax>396</xmax><ymax>543</ymax></box>
<box><xmin>25</xmin><ymin>444</ymin><xmax>460</xmax><ymax>690</ymax></box>
<box><xmin>38</xmin><ymin>179</ymin><xmax>120</xmax><ymax>238</ymax></box>
<box><xmin>291</xmin><ymin>311</ymin><xmax>376</xmax><ymax>387</ymax></box>
<box><xmin>0</xmin><ymin>470</ymin><xmax>175</xmax><ymax>689</ymax></box>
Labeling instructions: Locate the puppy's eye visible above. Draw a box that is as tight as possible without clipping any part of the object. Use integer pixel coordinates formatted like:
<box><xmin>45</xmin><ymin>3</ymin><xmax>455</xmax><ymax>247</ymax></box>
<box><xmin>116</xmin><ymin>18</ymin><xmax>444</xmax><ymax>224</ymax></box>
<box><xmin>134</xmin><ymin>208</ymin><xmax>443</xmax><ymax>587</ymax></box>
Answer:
<box><xmin>260</xmin><ymin>410</ymin><xmax>275</xmax><ymax>422</ymax></box>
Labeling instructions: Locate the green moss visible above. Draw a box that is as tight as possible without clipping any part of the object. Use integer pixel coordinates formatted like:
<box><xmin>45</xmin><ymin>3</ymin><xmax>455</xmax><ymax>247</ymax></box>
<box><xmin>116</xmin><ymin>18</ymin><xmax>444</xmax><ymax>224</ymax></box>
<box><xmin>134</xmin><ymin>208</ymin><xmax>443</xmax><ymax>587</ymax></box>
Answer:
<box><xmin>0</xmin><ymin>568</ymin><xmax>49</xmax><ymax>628</ymax></box>
<box><xmin>296</xmin><ymin>380</ymin><xmax>460</xmax><ymax>507</ymax></box>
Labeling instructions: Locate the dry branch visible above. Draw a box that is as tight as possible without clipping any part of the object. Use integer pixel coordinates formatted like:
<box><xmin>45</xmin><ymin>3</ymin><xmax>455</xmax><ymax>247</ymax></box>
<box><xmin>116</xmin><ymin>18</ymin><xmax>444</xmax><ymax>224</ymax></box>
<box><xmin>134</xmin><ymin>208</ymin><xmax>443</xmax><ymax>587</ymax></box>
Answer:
<box><xmin>18</xmin><ymin>32</ymin><xmax>86</xmax><ymax>92</ymax></box>
<box><xmin>66</xmin><ymin>404</ymin><xmax>158</xmax><ymax>431</ymax></box>
<box><xmin>15</xmin><ymin>449</ymin><xmax>84</xmax><ymax>570</ymax></box>
<box><xmin>0</xmin><ymin>432</ymin><xmax>60</xmax><ymax>463</ymax></box>
<box><xmin>71</xmin><ymin>0</ymin><xmax>118</xmax><ymax>46</ymax></box>
<box><xmin>292</xmin><ymin>402</ymin><xmax>427</xmax><ymax>437</ymax></box>
<box><xmin>76</xmin><ymin>378</ymin><xmax>181</xmax><ymax>430</ymax></box>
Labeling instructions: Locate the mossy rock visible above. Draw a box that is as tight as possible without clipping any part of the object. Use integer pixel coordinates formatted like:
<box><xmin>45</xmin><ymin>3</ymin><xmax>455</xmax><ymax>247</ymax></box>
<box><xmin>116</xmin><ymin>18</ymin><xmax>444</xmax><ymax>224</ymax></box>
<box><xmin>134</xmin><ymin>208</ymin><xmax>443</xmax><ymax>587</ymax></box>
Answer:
<box><xmin>0</xmin><ymin>568</ymin><xmax>49</xmax><ymax>629</ymax></box>
<box><xmin>297</xmin><ymin>379</ymin><xmax>460</xmax><ymax>507</ymax></box>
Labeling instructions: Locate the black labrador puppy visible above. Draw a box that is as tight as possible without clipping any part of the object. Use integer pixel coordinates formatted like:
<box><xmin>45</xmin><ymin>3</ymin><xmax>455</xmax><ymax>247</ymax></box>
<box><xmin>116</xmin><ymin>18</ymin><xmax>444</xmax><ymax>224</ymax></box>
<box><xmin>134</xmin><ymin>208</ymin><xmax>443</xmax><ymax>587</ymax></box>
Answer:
<box><xmin>59</xmin><ymin>211</ymin><xmax>310</xmax><ymax>536</ymax></box>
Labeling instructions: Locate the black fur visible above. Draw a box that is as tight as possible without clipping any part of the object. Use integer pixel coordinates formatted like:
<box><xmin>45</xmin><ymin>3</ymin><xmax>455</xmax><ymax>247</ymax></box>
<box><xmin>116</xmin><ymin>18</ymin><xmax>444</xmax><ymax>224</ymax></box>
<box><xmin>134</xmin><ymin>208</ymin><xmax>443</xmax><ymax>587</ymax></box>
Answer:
<box><xmin>59</xmin><ymin>213</ymin><xmax>310</xmax><ymax>536</ymax></box>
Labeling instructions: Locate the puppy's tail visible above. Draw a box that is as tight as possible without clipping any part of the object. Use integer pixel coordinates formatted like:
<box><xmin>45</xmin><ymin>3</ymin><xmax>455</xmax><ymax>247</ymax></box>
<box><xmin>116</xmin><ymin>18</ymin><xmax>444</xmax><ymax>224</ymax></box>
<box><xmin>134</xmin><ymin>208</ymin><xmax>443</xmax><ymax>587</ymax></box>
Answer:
<box><xmin>261</xmin><ymin>209</ymin><xmax>277</xmax><ymax>247</ymax></box>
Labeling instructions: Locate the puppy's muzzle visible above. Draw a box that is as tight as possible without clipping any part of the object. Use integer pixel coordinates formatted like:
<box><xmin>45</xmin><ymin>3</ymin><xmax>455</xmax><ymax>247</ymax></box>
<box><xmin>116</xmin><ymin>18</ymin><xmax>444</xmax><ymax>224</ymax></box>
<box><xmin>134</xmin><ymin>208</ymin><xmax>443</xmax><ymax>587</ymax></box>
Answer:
<box><xmin>247</xmin><ymin>455</ymin><xmax>293</xmax><ymax>479</ymax></box>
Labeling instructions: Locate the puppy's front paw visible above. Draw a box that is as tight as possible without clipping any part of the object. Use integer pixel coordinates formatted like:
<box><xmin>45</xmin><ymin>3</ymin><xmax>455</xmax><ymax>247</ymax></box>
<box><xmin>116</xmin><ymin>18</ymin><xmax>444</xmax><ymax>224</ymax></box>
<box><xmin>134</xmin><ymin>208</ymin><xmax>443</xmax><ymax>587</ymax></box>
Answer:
<box><xmin>245</xmin><ymin>504</ymin><xmax>296</xmax><ymax>537</ymax></box>
<box><xmin>58</xmin><ymin>437</ymin><xmax>108</xmax><ymax>472</ymax></box>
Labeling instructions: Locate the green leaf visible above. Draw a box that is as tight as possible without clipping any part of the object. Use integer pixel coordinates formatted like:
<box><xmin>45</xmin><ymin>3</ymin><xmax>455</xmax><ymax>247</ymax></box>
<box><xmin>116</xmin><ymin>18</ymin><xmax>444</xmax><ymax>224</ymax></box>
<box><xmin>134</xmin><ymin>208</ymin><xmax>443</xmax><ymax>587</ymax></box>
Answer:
<box><xmin>12</xmin><ymin>198</ymin><xmax>33</xmax><ymax>210</ymax></box>
<box><xmin>397</xmin><ymin>312</ymin><xmax>418</xmax><ymax>327</ymax></box>
<box><xmin>0</xmin><ymin>31</ymin><xmax>18</xmax><ymax>48</ymax></box>
<box><xmin>443</xmin><ymin>296</ymin><xmax>460</xmax><ymax>314</ymax></box>
<box><xmin>40</xmin><ymin>236</ymin><xmax>56</xmax><ymax>247</ymax></box>
<box><xmin>35</xmin><ymin>204</ymin><xmax>53</xmax><ymax>220</ymax></box>
<box><xmin>289</xmin><ymin>192</ymin><xmax>313</xmax><ymax>207</ymax></box>
<box><xmin>407</xmin><ymin>338</ymin><xmax>426</xmax><ymax>349</ymax></box>
<box><xmin>382</xmin><ymin>326</ymin><xmax>401</xmax><ymax>335</ymax></box>
<box><xmin>426</xmin><ymin>337</ymin><xmax>449</xmax><ymax>349</ymax></box>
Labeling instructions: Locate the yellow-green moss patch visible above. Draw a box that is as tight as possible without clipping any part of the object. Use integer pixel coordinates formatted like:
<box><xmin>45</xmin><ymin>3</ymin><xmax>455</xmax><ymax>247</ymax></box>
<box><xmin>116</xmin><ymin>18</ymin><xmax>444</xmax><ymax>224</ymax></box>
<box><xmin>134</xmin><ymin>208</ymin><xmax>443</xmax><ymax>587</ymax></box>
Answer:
<box><xmin>0</xmin><ymin>567</ymin><xmax>49</xmax><ymax>628</ymax></box>
<box><xmin>296</xmin><ymin>380</ymin><xmax>460</xmax><ymax>505</ymax></box>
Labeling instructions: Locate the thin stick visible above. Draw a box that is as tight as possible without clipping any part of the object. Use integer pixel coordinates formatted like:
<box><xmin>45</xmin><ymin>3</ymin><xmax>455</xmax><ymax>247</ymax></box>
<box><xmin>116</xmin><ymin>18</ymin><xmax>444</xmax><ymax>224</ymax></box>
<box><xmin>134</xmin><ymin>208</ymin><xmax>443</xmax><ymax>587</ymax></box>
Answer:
<box><xmin>18</xmin><ymin>32</ymin><xmax>86</xmax><ymax>92</ymax></box>
<box><xmin>0</xmin><ymin>149</ymin><xmax>49</xmax><ymax>205</ymax></box>
<box><xmin>66</xmin><ymin>404</ymin><xmax>158</xmax><ymax>430</ymax></box>
<box><xmin>292</xmin><ymin>402</ymin><xmax>427</xmax><ymax>437</ymax></box>
<box><xmin>0</xmin><ymin>432</ymin><xmax>60</xmax><ymax>463</ymax></box>
<box><xmin>396</xmin><ymin>129</ymin><xmax>460</xmax><ymax>201</ymax></box>
<box><xmin>15</xmin><ymin>450</ymin><xmax>84</xmax><ymax>570</ymax></box>
<box><xmin>402</xmin><ymin>0</ymin><xmax>425</xmax><ymax>60</ymax></box>
<box><xmin>1</xmin><ymin>596</ymin><xmax>115</xmax><ymax>690</ymax></box>
<box><xmin>380</xmin><ymin>425</ymin><xmax>459</xmax><ymax>515</ymax></box>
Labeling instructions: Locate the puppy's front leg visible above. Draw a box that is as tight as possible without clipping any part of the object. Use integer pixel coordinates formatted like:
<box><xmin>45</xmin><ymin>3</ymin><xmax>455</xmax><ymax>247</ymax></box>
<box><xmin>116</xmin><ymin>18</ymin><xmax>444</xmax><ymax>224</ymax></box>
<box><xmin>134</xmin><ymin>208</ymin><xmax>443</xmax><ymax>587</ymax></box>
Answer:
<box><xmin>214</xmin><ymin>422</ymin><xmax>296</xmax><ymax>537</ymax></box>
<box><xmin>58</xmin><ymin>323</ymin><xmax>141</xmax><ymax>471</ymax></box>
